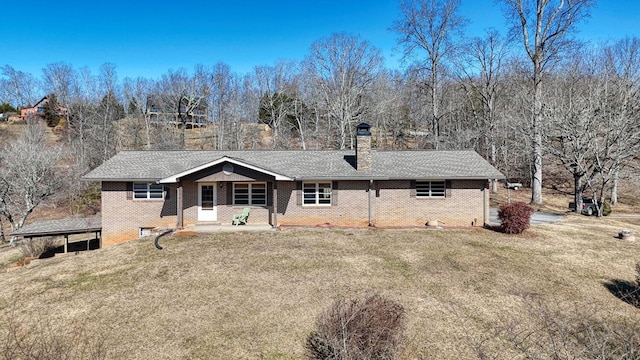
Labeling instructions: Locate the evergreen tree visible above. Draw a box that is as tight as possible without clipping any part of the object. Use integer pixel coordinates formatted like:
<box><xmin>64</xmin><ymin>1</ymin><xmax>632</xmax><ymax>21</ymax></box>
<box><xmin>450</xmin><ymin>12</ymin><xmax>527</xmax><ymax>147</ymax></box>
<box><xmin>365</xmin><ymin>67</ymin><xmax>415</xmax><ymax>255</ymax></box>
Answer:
<box><xmin>127</xmin><ymin>97</ymin><xmax>139</xmax><ymax>116</ymax></box>
<box><xmin>100</xmin><ymin>91</ymin><xmax>125</xmax><ymax>122</ymax></box>
<box><xmin>43</xmin><ymin>94</ymin><xmax>61</xmax><ymax>127</ymax></box>
<box><xmin>0</xmin><ymin>103</ymin><xmax>16</xmax><ymax>114</ymax></box>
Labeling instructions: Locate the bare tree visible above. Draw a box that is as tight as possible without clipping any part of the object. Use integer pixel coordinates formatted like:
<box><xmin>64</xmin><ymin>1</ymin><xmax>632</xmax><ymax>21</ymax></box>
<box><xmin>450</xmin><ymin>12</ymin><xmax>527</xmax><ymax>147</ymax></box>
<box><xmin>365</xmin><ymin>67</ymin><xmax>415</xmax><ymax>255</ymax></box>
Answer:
<box><xmin>71</xmin><ymin>63</ymin><xmax>125</xmax><ymax>168</ymax></box>
<box><xmin>392</xmin><ymin>0</ymin><xmax>467</xmax><ymax>149</ymax></box>
<box><xmin>455</xmin><ymin>29</ymin><xmax>510</xmax><ymax>191</ymax></box>
<box><xmin>585</xmin><ymin>38</ymin><xmax>640</xmax><ymax>215</ymax></box>
<box><xmin>546</xmin><ymin>47</ymin><xmax>600</xmax><ymax>212</ymax></box>
<box><xmin>122</xmin><ymin>76</ymin><xmax>154</xmax><ymax>149</ymax></box>
<box><xmin>254</xmin><ymin>61</ymin><xmax>298</xmax><ymax>149</ymax></box>
<box><xmin>369</xmin><ymin>70</ymin><xmax>411</xmax><ymax>150</ymax></box>
<box><xmin>500</xmin><ymin>0</ymin><xmax>594</xmax><ymax>204</ymax></box>
<box><xmin>303</xmin><ymin>33</ymin><xmax>382</xmax><ymax>150</ymax></box>
<box><xmin>0</xmin><ymin>120</ymin><xmax>65</xmax><ymax>244</ymax></box>
<box><xmin>0</xmin><ymin>65</ymin><xmax>40</xmax><ymax>109</ymax></box>
<box><xmin>41</xmin><ymin>62</ymin><xmax>76</xmax><ymax>107</ymax></box>
<box><xmin>600</xmin><ymin>37</ymin><xmax>640</xmax><ymax>206</ymax></box>
<box><xmin>157</xmin><ymin>67</ymin><xmax>209</xmax><ymax>148</ymax></box>
<box><xmin>547</xmin><ymin>38</ymin><xmax>640</xmax><ymax>216</ymax></box>
<box><xmin>208</xmin><ymin>63</ymin><xmax>233</xmax><ymax>149</ymax></box>
<box><xmin>287</xmin><ymin>74</ymin><xmax>314</xmax><ymax>150</ymax></box>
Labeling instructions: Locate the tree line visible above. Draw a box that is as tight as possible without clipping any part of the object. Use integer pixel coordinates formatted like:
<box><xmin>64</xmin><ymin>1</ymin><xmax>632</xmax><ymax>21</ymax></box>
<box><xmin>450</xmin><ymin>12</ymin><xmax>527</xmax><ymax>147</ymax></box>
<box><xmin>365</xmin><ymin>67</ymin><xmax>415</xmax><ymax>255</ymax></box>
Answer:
<box><xmin>1</xmin><ymin>0</ymin><xmax>638</xmax><ymax>239</ymax></box>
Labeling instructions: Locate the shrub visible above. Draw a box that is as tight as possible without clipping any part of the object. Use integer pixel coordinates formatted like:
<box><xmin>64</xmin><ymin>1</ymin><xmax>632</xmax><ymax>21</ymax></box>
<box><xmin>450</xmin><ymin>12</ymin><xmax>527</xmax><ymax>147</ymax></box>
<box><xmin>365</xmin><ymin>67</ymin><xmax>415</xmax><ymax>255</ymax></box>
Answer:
<box><xmin>636</xmin><ymin>263</ymin><xmax>640</xmax><ymax>289</ymax></box>
<box><xmin>305</xmin><ymin>294</ymin><xmax>406</xmax><ymax>360</ymax></box>
<box><xmin>467</xmin><ymin>296</ymin><xmax>640</xmax><ymax>359</ymax></box>
<box><xmin>497</xmin><ymin>202</ymin><xmax>535</xmax><ymax>234</ymax></box>
<box><xmin>19</xmin><ymin>237</ymin><xmax>57</xmax><ymax>259</ymax></box>
<box><xmin>0</xmin><ymin>310</ymin><xmax>107</xmax><ymax>360</ymax></box>
<box><xmin>602</xmin><ymin>201</ymin><xmax>612</xmax><ymax>216</ymax></box>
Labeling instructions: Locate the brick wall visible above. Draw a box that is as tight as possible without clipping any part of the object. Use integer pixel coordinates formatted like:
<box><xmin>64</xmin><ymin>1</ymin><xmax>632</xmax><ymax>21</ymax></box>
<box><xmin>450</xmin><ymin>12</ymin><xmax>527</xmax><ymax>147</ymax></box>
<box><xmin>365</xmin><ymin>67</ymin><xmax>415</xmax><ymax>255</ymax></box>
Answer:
<box><xmin>276</xmin><ymin>181</ymin><xmax>371</xmax><ymax>227</ymax></box>
<box><xmin>100</xmin><ymin>178</ymin><xmax>489</xmax><ymax>246</ymax></box>
<box><xmin>101</xmin><ymin>181</ymin><xmax>275</xmax><ymax>246</ymax></box>
<box><xmin>275</xmin><ymin>179</ymin><xmax>488</xmax><ymax>227</ymax></box>
<box><xmin>101</xmin><ymin>182</ymin><xmax>177</xmax><ymax>247</ymax></box>
<box><xmin>372</xmin><ymin>180</ymin><xmax>488</xmax><ymax>227</ymax></box>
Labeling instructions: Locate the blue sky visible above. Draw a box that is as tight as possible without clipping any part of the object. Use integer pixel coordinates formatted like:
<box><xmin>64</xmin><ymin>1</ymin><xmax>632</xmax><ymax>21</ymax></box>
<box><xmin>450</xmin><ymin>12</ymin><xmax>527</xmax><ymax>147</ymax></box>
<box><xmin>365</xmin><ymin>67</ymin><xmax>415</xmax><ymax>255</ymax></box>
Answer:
<box><xmin>1</xmin><ymin>0</ymin><xmax>638</xmax><ymax>80</ymax></box>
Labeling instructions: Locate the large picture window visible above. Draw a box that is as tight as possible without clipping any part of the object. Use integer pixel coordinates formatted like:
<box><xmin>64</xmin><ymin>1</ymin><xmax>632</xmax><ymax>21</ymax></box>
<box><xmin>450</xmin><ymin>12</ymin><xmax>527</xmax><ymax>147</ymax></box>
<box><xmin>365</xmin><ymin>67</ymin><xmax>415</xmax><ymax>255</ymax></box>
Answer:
<box><xmin>415</xmin><ymin>181</ymin><xmax>446</xmax><ymax>198</ymax></box>
<box><xmin>233</xmin><ymin>182</ymin><xmax>266</xmax><ymax>206</ymax></box>
<box><xmin>133</xmin><ymin>182</ymin><xmax>165</xmax><ymax>200</ymax></box>
<box><xmin>303</xmin><ymin>182</ymin><xmax>332</xmax><ymax>206</ymax></box>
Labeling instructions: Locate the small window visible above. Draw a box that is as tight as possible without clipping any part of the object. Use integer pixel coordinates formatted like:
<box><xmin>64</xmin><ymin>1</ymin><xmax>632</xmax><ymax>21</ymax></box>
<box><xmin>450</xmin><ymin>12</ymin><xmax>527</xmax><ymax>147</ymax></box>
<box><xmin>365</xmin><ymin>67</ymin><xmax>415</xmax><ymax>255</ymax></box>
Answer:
<box><xmin>139</xmin><ymin>227</ymin><xmax>154</xmax><ymax>238</ymax></box>
<box><xmin>416</xmin><ymin>181</ymin><xmax>446</xmax><ymax>198</ymax></box>
<box><xmin>233</xmin><ymin>182</ymin><xmax>266</xmax><ymax>206</ymax></box>
<box><xmin>303</xmin><ymin>182</ymin><xmax>332</xmax><ymax>206</ymax></box>
<box><xmin>133</xmin><ymin>182</ymin><xmax>165</xmax><ymax>200</ymax></box>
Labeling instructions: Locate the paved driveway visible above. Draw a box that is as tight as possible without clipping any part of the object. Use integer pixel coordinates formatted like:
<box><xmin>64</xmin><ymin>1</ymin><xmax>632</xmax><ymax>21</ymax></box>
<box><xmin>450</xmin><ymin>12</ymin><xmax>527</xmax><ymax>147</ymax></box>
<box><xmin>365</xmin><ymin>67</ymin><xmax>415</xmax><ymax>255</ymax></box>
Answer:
<box><xmin>489</xmin><ymin>208</ymin><xmax>564</xmax><ymax>225</ymax></box>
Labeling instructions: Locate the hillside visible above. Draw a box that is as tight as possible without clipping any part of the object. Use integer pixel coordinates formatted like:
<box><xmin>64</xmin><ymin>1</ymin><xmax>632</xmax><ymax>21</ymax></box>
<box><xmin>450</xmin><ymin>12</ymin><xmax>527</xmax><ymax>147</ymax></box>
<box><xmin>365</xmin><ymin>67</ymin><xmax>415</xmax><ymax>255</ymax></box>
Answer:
<box><xmin>1</xmin><ymin>217</ymin><xmax>640</xmax><ymax>359</ymax></box>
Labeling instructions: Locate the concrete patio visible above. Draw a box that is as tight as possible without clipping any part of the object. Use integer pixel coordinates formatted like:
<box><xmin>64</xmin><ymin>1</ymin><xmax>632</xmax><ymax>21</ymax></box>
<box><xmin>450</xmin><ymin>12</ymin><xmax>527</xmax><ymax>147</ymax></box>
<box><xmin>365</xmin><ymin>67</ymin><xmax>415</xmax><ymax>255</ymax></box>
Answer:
<box><xmin>179</xmin><ymin>223</ymin><xmax>276</xmax><ymax>233</ymax></box>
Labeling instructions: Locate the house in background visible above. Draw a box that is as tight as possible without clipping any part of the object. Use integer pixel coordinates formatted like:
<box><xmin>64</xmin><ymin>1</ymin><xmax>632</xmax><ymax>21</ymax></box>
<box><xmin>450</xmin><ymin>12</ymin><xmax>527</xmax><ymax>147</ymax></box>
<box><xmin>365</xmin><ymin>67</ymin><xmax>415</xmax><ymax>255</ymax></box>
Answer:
<box><xmin>83</xmin><ymin>123</ymin><xmax>504</xmax><ymax>247</ymax></box>
<box><xmin>145</xmin><ymin>95</ymin><xmax>207</xmax><ymax>129</ymax></box>
<box><xmin>20</xmin><ymin>95</ymin><xmax>67</xmax><ymax>120</ymax></box>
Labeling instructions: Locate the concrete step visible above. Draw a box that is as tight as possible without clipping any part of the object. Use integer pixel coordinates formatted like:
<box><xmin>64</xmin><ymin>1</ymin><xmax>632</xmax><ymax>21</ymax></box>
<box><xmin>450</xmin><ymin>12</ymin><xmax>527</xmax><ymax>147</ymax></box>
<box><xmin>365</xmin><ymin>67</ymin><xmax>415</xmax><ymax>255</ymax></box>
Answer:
<box><xmin>196</xmin><ymin>221</ymin><xmax>222</xmax><ymax>226</ymax></box>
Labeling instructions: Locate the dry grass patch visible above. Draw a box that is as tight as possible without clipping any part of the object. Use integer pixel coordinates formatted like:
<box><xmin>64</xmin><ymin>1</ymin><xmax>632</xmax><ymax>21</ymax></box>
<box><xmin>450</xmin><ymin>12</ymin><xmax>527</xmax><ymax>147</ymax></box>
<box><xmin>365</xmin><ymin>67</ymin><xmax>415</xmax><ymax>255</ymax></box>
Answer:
<box><xmin>0</xmin><ymin>218</ymin><xmax>639</xmax><ymax>359</ymax></box>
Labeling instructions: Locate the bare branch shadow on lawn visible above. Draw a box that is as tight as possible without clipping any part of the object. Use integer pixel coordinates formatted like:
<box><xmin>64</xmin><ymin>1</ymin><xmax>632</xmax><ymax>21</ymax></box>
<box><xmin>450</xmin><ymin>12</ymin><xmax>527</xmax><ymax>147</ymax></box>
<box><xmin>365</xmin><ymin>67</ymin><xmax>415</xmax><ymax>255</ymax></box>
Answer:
<box><xmin>603</xmin><ymin>280</ymin><xmax>640</xmax><ymax>309</ymax></box>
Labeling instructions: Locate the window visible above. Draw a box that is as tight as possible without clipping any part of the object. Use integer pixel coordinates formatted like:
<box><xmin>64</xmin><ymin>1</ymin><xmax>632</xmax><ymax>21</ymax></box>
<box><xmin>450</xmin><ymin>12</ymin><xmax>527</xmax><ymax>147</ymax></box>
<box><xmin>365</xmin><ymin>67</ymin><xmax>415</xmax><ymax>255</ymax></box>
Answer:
<box><xmin>233</xmin><ymin>182</ymin><xmax>266</xmax><ymax>206</ymax></box>
<box><xmin>303</xmin><ymin>182</ymin><xmax>332</xmax><ymax>206</ymax></box>
<box><xmin>133</xmin><ymin>182</ymin><xmax>165</xmax><ymax>200</ymax></box>
<box><xmin>201</xmin><ymin>185</ymin><xmax>215</xmax><ymax>210</ymax></box>
<box><xmin>415</xmin><ymin>181</ymin><xmax>446</xmax><ymax>198</ymax></box>
<box><xmin>139</xmin><ymin>227</ymin><xmax>154</xmax><ymax>238</ymax></box>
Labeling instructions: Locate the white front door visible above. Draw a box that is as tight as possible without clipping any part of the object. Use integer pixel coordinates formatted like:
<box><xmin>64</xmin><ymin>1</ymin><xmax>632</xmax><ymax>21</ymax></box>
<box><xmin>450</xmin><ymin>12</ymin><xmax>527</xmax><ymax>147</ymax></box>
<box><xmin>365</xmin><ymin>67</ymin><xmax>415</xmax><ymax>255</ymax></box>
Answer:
<box><xmin>198</xmin><ymin>183</ymin><xmax>217</xmax><ymax>222</ymax></box>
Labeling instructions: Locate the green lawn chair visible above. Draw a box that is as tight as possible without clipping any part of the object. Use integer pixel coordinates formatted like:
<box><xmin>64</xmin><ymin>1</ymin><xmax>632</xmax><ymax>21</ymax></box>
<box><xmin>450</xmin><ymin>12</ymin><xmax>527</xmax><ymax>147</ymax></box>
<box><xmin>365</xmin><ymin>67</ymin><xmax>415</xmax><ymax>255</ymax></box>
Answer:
<box><xmin>232</xmin><ymin>207</ymin><xmax>250</xmax><ymax>226</ymax></box>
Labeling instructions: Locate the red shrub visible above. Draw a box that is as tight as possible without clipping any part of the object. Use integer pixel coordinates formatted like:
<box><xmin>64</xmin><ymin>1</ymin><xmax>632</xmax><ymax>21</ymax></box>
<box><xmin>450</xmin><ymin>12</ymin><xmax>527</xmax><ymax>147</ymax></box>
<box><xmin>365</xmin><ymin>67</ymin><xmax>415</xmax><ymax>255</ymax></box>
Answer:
<box><xmin>498</xmin><ymin>202</ymin><xmax>535</xmax><ymax>234</ymax></box>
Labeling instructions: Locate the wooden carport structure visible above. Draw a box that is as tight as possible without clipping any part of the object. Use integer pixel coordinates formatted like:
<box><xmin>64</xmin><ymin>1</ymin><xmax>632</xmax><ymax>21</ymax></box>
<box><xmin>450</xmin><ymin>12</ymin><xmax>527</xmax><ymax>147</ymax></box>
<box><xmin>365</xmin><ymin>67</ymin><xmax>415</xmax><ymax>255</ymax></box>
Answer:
<box><xmin>10</xmin><ymin>218</ymin><xmax>102</xmax><ymax>253</ymax></box>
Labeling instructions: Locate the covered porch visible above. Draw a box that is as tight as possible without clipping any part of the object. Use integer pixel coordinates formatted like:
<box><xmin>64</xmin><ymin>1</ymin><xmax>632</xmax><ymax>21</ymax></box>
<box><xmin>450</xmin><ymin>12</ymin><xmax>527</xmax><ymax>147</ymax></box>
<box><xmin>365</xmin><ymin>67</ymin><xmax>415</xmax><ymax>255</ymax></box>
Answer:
<box><xmin>160</xmin><ymin>157</ymin><xmax>293</xmax><ymax>229</ymax></box>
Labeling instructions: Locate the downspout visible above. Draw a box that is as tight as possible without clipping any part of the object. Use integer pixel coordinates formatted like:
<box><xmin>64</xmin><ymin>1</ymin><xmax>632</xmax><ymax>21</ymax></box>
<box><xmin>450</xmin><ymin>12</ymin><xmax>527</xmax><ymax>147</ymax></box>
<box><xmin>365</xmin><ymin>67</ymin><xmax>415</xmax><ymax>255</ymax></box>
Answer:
<box><xmin>368</xmin><ymin>180</ymin><xmax>373</xmax><ymax>227</ymax></box>
<box><xmin>482</xmin><ymin>184</ymin><xmax>487</xmax><ymax>227</ymax></box>
<box><xmin>272</xmin><ymin>181</ymin><xmax>278</xmax><ymax>228</ymax></box>
<box><xmin>154</xmin><ymin>229</ymin><xmax>173</xmax><ymax>250</ymax></box>
<box><xmin>176</xmin><ymin>181</ymin><xmax>184</xmax><ymax>229</ymax></box>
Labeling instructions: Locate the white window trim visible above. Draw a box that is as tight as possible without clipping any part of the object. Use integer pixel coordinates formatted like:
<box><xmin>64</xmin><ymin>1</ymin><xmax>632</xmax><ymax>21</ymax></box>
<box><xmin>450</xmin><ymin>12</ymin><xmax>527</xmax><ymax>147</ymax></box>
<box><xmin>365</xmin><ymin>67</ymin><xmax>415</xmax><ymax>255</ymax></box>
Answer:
<box><xmin>133</xmin><ymin>182</ymin><xmax>165</xmax><ymax>200</ymax></box>
<box><xmin>303</xmin><ymin>181</ymin><xmax>332</xmax><ymax>206</ymax></box>
<box><xmin>233</xmin><ymin>182</ymin><xmax>267</xmax><ymax>206</ymax></box>
<box><xmin>415</xmin><ymin>180</ymin><xmax>446</xmax><ymax>198</ymax></box>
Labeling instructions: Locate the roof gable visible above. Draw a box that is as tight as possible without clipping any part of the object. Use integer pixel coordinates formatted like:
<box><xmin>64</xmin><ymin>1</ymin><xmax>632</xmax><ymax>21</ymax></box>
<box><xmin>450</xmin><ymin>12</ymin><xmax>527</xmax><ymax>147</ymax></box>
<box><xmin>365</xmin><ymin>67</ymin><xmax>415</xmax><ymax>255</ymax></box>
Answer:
<box><xmin>158</xmin><ymin>156</ymin><xmax>293</xmax><ymax>183</ymax></box>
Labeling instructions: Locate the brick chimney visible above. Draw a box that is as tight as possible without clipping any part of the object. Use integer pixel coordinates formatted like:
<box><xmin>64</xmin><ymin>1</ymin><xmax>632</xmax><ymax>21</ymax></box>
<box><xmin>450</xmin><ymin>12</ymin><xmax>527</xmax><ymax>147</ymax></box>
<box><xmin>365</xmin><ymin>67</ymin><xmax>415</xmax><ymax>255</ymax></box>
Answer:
<box><xmin>355</xmin><ymin>122</ymin><xmax>371</xmax><ymax>172</ymax></box>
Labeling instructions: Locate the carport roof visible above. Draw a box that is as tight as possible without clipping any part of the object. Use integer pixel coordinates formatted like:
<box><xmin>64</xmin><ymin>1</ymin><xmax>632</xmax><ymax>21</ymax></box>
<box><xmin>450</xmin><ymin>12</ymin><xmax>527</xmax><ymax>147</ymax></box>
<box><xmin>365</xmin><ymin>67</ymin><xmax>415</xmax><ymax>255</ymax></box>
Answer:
<box><xmin>10</xmin><ymin>218</ymin><xmax>102</xmax><ymax>238</ymax></box>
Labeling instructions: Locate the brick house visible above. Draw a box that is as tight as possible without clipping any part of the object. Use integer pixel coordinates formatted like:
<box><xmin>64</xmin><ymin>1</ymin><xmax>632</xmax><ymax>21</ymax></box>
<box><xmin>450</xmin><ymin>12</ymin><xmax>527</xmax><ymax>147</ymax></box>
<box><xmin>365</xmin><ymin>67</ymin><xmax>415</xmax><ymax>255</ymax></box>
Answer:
<box><xmin>83</xmin><ymin>123</ymin><xmax>504</xmax><ymax>247</ymax></box>
<box><xmin>145</xmin><ymin>95</ymin><xmax>207</xmax><ymax>129</ymax></box>
<box><xmin>20</xmin><ymin>95</ymin><xmax>67</xmax><ymax>119</ymax></box>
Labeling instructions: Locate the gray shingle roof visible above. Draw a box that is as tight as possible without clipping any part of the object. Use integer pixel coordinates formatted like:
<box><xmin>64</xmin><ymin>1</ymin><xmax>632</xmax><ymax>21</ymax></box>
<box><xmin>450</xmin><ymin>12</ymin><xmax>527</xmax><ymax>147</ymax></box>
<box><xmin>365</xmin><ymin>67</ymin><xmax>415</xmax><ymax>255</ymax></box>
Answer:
<box><xmin>10</xmin><ymin>218</ymin><xmax>101</xmax><ymax>237</ymax></box>
<box><xmin>82</xmin><ymin>150</ymin><xmax>504</xmax><ymax>182</ymax></box>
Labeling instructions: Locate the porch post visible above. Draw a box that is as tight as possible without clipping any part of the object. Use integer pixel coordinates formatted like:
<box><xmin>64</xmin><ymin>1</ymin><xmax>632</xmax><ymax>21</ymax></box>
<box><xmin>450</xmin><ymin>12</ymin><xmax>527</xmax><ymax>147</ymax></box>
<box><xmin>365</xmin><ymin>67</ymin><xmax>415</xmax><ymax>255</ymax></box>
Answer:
<box><xmin>272</xmin><ymin>181</ymin><xmax>278</xmax><ymax>227</ymax></box>
<box><xmin>177</xmin><ymin>182</ymin><xmax>184</xmax><ymax>229</ymax></box>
